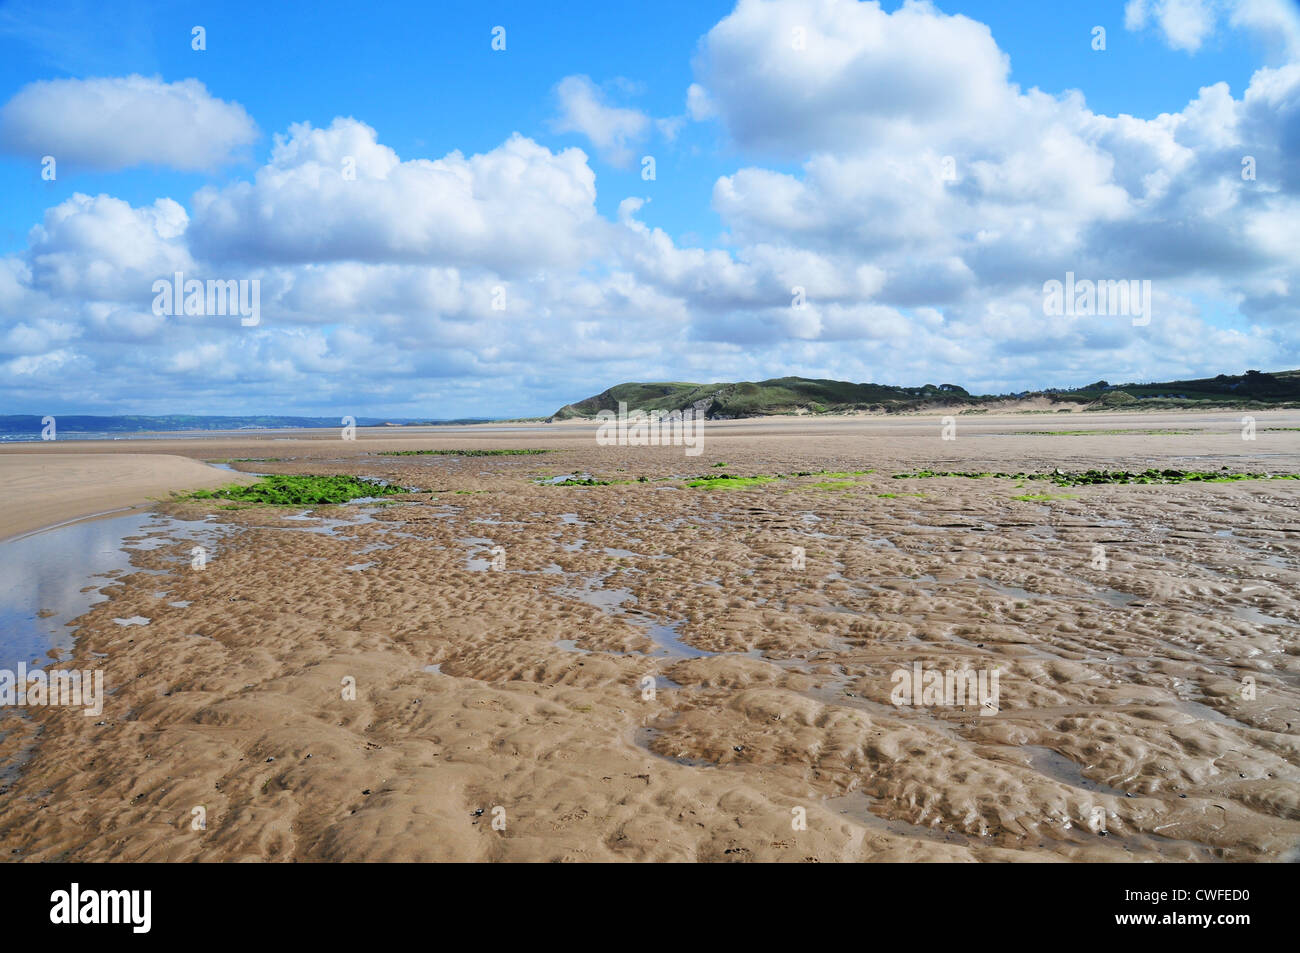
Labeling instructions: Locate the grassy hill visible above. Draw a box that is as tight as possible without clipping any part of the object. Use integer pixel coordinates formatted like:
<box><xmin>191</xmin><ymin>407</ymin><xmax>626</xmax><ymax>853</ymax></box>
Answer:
<box><xmin>551</xmin><ymin>369</ymin><xmax>1300</xmax><ymax>420</ymax></box>
<box><xmin>552</xmin><ymin>377</ymin><xmax>973</xmax><ymax>419</ymax></box>
<box><xmin>1055</xmin><ymin>369</ymin><xmax>1300</xmax><ymax>409</ymax></box>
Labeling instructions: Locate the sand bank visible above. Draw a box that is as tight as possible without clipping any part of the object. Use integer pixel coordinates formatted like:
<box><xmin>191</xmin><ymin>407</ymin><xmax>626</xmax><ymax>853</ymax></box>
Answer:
<box><xmin>0</xmin><ymin>452</ymin><xmax>254</xmax><ymax>541</ymax></box>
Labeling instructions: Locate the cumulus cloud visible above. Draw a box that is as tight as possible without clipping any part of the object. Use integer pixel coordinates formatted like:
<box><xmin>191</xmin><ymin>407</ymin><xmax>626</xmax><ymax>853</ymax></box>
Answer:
<box><xmin>0</xmin><ymin>75</ymin><xmax>257</xmax><ymax>171</ymax></box>
<box><xmin>1125</xmin><ymin>0</ymin><xmax>1300</xmax><ymax>57</ymax></box>
<box><xmin>191</xmin><ymin>119</ymin><xmax>598</xmax><ymax>271</ymax></box>
<box><xmin>1124</xmin><ymin>0</ymin><xmax>1220</xmax><ymax>52</ymax></box>
<box><xmin>690</xmin><ymin>0</ymin><xmax>1014</xmax><ymax>155</ymax></box>
<box><xmin>1230</xmin><ymin>0</ymin><xmax>1300</xmax><ymax>58</ymax></box>
<box><xmin>550</xmin><ymin>75</ymin><xmax>652</xmax><ymax>167</ymax></box>
<box><xmin>685</xmin><ymin>83</ymin><xmax>716</xmax><ymax>121</ymax></box>
<box><xmin>25</xmin><ymin>193</ymin><xmax>193</xmax><ymax>301</ymax></box>
<box><xmin>687</xmin><ymin>0</ymin><xmax>1300</xmax><ymax>337</ymax></box>
<box><xmin>1</xmin><ymin>1</ymin><xmax>1297</xmax><ymax>416</ymax></box>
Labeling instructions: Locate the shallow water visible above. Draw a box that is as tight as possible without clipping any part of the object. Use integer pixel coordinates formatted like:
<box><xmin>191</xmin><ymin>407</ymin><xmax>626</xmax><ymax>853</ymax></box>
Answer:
<box><xmin>0</xmin><ymin>511</ymin><xmax>227</xmax><ymax>669</ymax></box>
<box><xmin>641</xmin><ymin>622</ymin><xmax>714</xmax><ymax>659</ymax></box>
<box><xmin>207</xmin><ymin>461</ymin><xmax>270</xmax><ymax>477</ymax></box>
<box><xmin>1021</xmin><ymin>745</ymin><xmax>1130</xmax><ymax>797</ymax></box>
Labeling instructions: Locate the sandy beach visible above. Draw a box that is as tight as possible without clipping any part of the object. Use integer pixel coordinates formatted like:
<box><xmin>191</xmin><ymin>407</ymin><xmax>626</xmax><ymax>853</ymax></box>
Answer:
<box><xmin>0</xmin><ymin>452</ymin><xmax>257</xmax><ymax>541</ymax></box>
<box><xmin>0</xmin><ymin>410</ymin><xmax>1297</xmax><ymax>861</ymax></box>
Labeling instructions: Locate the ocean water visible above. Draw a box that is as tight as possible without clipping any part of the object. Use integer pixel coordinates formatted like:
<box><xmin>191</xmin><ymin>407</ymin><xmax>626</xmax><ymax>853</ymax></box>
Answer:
<box><xmin>0</xmin><ymin>424</ymin><xmax>552</xmax><ymax>442</ymax></box>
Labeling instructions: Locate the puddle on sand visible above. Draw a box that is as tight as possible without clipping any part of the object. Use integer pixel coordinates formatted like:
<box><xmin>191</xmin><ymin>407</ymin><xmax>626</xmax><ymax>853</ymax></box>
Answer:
<box><xmin>1170</xmin><ymin>697</ymin><xmax>1255</xmax><ymax>730</ymax></box>
<box><xmin>1091</xmin><ymin>586</ymin><xmax>1139</xmax><ymax>608</ymax></box>
<box><xmin>556</xmin><ymin>578</ymin><xmax>634</xmax><ymax>611</ymax></box>
<box><xmin>555</xmin><ymin>577</ymin><xmax>718</xmax><ymax>659</ymax></box>
<box><xmin>0</xmin><ymin>511</ymin><xmax>227</xmax><ymax>668</ymax></box>
<box><xmin>274</xmin><ymin>509</ymin><xmax>384</xmax><ymax>536</ymax></box>
<box><xmin>1020</xmin><ymin>745</ymin><xmax>1130</xmax><ymax>797</ymax></box>
<box><xmin>825</xmin><ymin>790</ymin><xmax>975</xmax><ymax>846</ymax></box>
<box><xmin>207</xmin><ymin>462</ymin><xmax>270</xmax><ymax>477</ymax></box>
<box><xmin>633</xmin><ymin>722</ymin><xmax>716</xmax><ymax>768</ymax></box>
<box><xmin>1229</xmin><ymin>604</ymin><xmax>1296</xmax><ymax>629</ymax></box>
<box><xmin>453</xmin><ymin>536</ymin><xmax>497</xmax><ymax>572</ymax></box>
<box><xmin>642</xmin><ymin>622</ymin><xmax>714</xmax><ymax>659</ymax></box>
<box><xmin>539</xmin><ymin>474</ymin><xmax>595</xmax><ymax>486</ymax></box>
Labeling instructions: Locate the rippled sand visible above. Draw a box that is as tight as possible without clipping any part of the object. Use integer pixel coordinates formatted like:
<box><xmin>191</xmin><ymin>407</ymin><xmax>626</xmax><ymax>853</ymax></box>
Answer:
<box><xmin>1</xmin><ymin>411</ymin><xmax>1297</xmax><ymax>861</ymax></box>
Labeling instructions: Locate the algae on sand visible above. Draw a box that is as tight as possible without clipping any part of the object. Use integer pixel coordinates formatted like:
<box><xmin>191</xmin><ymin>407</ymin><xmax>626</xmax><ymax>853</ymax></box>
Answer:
<box><xmin>183</xmin><ymin>474</ymin><xmax>415</xmax><ymax>505</ymax></box>
<box><xmin>893</xmin><ymin>468</ymin><xmax>1300</xmax><ymax>487</ymax></box>
<box><xmin>377</xmin><ymin>448</ymin><xmax>551</xmax><ymax>457</ymax></box>
<box><xmin>685</xmin><ymin>474</ymin><xmax>779</xmax><ymax>490</ymax></box>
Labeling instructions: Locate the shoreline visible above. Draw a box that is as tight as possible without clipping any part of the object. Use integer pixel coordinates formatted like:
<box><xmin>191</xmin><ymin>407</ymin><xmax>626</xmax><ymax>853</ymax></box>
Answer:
<box><xmin>1</xmin><ymin>401</ymin><xmax>1298</xmax><ymax>447</ymax></box>
<box><xmin>1</xmin><ymin>504</ymin><xmax>139</xmax><ymax>544</ymax></box>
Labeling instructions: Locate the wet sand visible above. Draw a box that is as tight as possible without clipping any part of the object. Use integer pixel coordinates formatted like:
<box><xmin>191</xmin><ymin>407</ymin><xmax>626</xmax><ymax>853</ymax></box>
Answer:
<box><xmin>0</xmin><ymin>453</ymin><xmax>256</xmax><ymax>541</ymax></box>
<box><xmin>0</xmin><ymin>410</ymin><xmax>1297</xmax><ymax>861</ymax></box>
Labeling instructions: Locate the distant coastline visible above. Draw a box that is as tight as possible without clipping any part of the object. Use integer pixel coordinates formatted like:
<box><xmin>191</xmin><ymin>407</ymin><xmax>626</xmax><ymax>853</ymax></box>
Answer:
<box><xmin>6</xmin><ymin>367</ymin><xmax>1296</xmax><ymax>440</ymax></box>
<box><xmin>0</xmin><ymin>415</ymin><xmax>519</xmax><ymax>442</ymax></box>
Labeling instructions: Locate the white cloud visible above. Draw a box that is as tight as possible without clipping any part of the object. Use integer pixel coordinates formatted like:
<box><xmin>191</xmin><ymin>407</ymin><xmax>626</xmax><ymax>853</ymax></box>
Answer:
<box><xmin>1126</xmin><ymin>0</ymin><xmax>1300</xmax><ymax>57</ymax></box>
<box><xmin>685</xmin><ymin>83</ymin><xmax>716</xmax><ymax>120</ymax></box>
<box><xmin>688</xmin><ymin>0</ymin><xmax>1300</xmax><ymax>326</ymax></box>
<box><xmin>1</xmin><ymin>2</ymin><xmax>1298</xmax><ymax>416</ymax></box>
<box><xmin>26</xmin><ymin>193</ymin><xmax>193</xmax><ymax>302</ymax></box>
<box><xmin>550</xmin><ymin>75</ymin><xmax>652</xmax><ymax>167</ymax></box>
<box><xmin>191</xmin><ymin>119</ymin><xmax>599</xmax><ymax>271</ymax></box>
<box><xmin>0</xmin><ymin>75</ymin><xmax>257</xmax><ymax>171</ymax></box>
<box><xmin>0</xmin><ymin>318</ymin><xmax>79</xmax><ymax>356</ymax></box>
<box><xmin>690</xmin><ymin>0</ymin><xmax>1014</xmax><ymax>155</ymax></box>
<box><xmin>1125</xmin><ymin>0</ymin><xmax>1219</xmax><ymax>52</ymax></box>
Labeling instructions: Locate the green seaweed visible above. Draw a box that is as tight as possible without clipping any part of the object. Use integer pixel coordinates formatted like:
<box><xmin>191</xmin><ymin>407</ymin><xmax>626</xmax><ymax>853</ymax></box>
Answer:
<box><xmin>894</xmin><ymin>468</ymin><xmax>1300</xmax><ymax>487</ymax></box>
<box><xmin>378</xmin><ymin>448</ymin><xmax>550</xmax><ymax>456</ymax></box>
<box><xmin>684</xmin><ymin>475</ymin><xmax>779</xmax><ymax>490</ymax></box>
<box><xmin>1019</xmin><ymin>429</ymin><xmax>1193</xmax><ymax>436</ymax></box>
<box><xmin>184</xmin><ymin>474</ymin><xmax>414</xmax><ymax>505</ymax></box>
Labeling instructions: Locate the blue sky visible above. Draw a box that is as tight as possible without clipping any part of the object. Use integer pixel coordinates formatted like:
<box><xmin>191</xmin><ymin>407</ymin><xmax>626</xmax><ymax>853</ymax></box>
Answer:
<box><xmin>1</xmin><ymin>0</ymin><xmax>1297</xmax><ymax>417</ymax></box>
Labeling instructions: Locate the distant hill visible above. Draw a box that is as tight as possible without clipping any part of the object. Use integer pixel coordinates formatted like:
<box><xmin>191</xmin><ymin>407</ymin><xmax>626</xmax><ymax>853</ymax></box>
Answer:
<box><xmin>551</xmin><ymin>369</ymin><xmax>1300</xmax><ymax>419</ymax></box>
